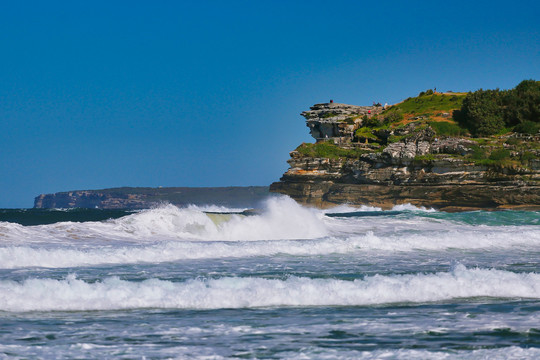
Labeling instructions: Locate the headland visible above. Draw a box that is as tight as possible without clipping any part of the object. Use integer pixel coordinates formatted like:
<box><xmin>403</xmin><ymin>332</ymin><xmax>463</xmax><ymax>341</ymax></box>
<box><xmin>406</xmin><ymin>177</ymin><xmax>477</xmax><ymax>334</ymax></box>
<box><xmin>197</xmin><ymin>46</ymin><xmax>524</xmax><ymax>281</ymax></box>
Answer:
<box><xmin>34</xmin><ymin>186</ymin><xmax>270</xmax><ymax>209</ymax></box>
<box><xmin>270</xmin><ymin>81</ymin><xmax>540</xmax><ymax>211</ymax></box>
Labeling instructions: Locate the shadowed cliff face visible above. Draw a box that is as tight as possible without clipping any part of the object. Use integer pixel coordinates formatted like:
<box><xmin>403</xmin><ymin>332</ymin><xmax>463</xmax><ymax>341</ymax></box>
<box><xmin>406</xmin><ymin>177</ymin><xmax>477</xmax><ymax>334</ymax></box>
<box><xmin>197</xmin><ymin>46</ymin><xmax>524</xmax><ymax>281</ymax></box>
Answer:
<box><xmin>271</xmin><ymin>103</ymin><xmax>540</xmax><ymax>211</ymax></box>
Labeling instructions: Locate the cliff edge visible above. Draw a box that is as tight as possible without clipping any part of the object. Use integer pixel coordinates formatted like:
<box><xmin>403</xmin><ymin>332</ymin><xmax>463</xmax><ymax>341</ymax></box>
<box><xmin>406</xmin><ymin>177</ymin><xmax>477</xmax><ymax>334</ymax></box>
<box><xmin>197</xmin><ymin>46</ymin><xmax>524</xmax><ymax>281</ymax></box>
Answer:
<box><xmin>271</xmin><ymin>86</ymin><xmax>540</xmax><ymax>211</ymax></box>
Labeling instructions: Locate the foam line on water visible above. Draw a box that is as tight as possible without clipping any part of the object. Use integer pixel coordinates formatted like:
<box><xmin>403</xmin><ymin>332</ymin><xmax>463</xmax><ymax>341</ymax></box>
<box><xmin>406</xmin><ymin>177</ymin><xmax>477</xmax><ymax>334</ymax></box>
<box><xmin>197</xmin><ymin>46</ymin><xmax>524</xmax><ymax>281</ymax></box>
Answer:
<box><xmin>2</xmin><ymin>265</ymin><xmax>540</xmax><ymax>311</ymax></box>
<box><xmin>283</xmin><ymin>347</ymin><xmax>540</xmax><ymax>360</ymax></box>
<box><xmin>322</xmin><ymin>203</ymin><xmax>435</xmax><ymax>214</ymax></box>
<box><xmin>2</xmin><ymin>224</ymin><xmax>540</xmax><ymax>269</ymax></box>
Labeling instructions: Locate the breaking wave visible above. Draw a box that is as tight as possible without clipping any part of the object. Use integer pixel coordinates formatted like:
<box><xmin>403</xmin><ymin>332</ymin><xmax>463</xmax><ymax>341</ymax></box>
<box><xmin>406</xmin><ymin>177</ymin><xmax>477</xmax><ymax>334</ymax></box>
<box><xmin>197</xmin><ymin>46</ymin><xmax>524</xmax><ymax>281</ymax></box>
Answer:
<box><xmin>1</xmin><ymin>197</ymin><xmax>539</xmax><ymax>269</ymax></box>
<box><xmin>2</xmin><ymin>265</ymin><xmax>540</xmax><ymax>312</ymax></box>
<box><xmin>0</xmin><ymin>197</ymin><xmax>327</xmax><ymax>243</ymax></box>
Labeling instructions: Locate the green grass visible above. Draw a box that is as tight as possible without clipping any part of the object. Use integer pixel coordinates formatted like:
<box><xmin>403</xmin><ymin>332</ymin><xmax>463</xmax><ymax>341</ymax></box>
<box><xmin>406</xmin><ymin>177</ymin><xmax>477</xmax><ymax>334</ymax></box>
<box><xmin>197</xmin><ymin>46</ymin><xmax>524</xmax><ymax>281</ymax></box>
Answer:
<box><xmin>414</xmin><ymin>154</ymin><xmax>436</xmax><ymax>163</ymax></box>
<box><xmin>295</xmin><ymin>141</ymin><xmax>366</xmax><ymax>159</ymax></box>
<box><xmin>384</xmin><ymin>93</ymin><xmax>465</xmax><ymax>116</ymax></box>
<box><xmin>320</xmin><ymin>112</ymin><xmax>338</xmax><ymax>118</ymax></box>
<box><xmin>355</xmin><ymin>127</ymin><xmax>378</xmax><ymax>140</ymax></box>
<box><xmin>388</xmin><ymin>135</ymin><xmax>405</xmax><ymax>143</ymax></box>
<box><xmin>428</xmin><ymin>121</ymin><xmax>467</xmax><ymax>136</ymax></box>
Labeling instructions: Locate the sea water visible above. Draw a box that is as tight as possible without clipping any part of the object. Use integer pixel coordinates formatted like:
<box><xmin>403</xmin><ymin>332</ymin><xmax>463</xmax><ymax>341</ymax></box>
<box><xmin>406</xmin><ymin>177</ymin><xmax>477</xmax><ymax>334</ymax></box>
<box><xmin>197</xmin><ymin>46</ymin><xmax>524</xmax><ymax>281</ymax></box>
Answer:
<box><xmin>1</xmin><ymin>197</ymin><xmax>540</xmax><ymax>359</ymax></box>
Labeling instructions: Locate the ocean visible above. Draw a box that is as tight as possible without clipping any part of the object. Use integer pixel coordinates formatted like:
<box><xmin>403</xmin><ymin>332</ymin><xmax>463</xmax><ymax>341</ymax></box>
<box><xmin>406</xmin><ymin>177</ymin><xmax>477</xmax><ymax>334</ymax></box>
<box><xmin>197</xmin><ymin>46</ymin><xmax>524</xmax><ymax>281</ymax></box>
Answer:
<box><xmin>1</xmin><ymin>196</ymin><xmax>540</xmax><ymax>359</ymax></box>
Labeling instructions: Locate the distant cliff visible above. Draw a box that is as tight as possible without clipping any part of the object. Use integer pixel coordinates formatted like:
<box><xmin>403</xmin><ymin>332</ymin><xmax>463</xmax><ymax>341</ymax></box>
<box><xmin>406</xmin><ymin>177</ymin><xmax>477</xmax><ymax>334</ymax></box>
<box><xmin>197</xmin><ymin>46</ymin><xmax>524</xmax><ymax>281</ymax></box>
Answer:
<box><xmin>271</xmin><ymin>94</ymin><xmax>540</xmax><ymax>211</ymax></box>
<box><xmin>34</xmin><ymin>186</ymin><xmax>270</xmax><ymax>209</ymax></box>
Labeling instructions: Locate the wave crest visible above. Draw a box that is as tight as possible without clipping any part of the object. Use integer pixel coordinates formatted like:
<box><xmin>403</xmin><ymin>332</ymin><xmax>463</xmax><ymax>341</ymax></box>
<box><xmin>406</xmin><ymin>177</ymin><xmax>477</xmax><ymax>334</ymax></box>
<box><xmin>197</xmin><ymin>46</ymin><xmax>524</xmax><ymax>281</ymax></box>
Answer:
<box><xmin>2</xmin><ymin>265</ymin><xmax>540</xmax><ymax>312</ymax></box>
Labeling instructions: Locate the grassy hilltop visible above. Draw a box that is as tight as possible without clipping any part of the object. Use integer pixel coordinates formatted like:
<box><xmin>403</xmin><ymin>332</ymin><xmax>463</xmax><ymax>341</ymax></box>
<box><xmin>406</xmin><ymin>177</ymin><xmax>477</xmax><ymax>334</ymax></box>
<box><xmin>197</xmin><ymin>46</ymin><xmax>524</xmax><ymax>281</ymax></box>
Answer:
<box><xmin>296</xmin><ymin>80</ymin><xmax>540</xmax><ymax>168</ymax></box>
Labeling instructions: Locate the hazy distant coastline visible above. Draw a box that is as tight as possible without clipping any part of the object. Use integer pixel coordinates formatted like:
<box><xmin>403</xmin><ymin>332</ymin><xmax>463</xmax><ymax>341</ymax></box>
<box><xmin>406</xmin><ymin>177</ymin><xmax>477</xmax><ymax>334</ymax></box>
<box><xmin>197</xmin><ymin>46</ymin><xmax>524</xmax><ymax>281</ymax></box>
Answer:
<box><xmin>34</xmin><ymin>186</ymin><xmax>270</xmax><ymax>209</ymax></box>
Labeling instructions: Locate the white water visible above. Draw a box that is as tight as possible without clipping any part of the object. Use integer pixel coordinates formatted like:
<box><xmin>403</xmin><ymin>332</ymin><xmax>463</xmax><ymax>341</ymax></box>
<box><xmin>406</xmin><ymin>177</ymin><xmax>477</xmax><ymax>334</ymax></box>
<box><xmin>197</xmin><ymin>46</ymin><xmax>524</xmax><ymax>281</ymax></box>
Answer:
<box><xmin>282</xmin><ymin>347</ymin><xmax>540</xmax><ymax>360</ymax></box>
<box><xmin>1</xmin><ymin>197</ymin><xmax>540</xmax><ymax>269</ymax></box>
<box><xmin>2</xmin><ymin>265</ymin><xmax>539</xmax><ymax>312</ymax></box>
<box><xmin>2</xmin><ymin>198</ymin><xmax>540</xmax><ymax>358</ymax></box>
<box><xmin>0</xmin><ymin>197</ymin><xmax>327</xmax><ymax>243</ymax></box>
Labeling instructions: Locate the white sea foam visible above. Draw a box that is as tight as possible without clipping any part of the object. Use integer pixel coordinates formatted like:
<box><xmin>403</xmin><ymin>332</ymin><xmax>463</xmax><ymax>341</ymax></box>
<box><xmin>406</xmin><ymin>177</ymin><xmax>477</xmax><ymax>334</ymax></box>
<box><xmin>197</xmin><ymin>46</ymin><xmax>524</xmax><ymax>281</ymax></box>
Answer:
<box><xmin>391</xmin><ymin>203</ymin><xmax>436</xmax><ymax>212</ymax></box>
<box><xmin>322</xmin><ymin>203</ymin><xmax>435</xmax><ymax>213</ymax></box>
<box><xmin>322</xmin><ymin>204</ymin><xmax>383</xmax><ymax>213</ymax></box>
<box><xmin>1</xmin><ymin>265</ymin><xmax>540</xmax><ymax>312</ymax></box>
<box><xmin>1</xmin><ymin>224</ymin><xmax>540</xmax><ymax>269</ymax></box>
<box><xmin>1</xmin><ymin>197</ymin><xmax>540</xmax><ymax>269</ymax></box>
<box><xmin>283</xmin><ymin>347</ymin><xmax>540</xmax><ymax>360</ymax></box>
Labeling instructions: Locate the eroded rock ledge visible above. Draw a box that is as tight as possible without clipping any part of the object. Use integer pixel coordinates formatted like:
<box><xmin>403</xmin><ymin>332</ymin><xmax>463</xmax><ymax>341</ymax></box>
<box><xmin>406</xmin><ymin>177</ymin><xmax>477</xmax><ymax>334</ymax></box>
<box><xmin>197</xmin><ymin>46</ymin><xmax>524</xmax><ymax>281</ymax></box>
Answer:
<box><xmin>270</xmin><ymin>103</ymin><xmax>540</xmax><ymax>211</ymax></box>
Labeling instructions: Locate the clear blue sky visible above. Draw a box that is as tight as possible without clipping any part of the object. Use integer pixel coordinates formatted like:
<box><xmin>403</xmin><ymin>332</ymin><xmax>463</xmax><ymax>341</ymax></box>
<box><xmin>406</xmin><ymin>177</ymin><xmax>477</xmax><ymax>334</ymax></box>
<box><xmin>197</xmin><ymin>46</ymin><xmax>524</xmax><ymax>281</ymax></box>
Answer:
<box><xmin>1</xmin><ymin>0</ymin><xmax>539</xmax><ymax>207</ymax></box>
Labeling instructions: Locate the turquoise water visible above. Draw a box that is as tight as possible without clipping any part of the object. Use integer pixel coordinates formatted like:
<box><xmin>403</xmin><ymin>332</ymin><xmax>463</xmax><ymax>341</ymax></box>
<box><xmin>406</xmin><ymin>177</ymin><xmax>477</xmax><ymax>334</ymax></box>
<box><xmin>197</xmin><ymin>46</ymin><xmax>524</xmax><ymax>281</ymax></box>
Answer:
<box><xmin>1</xmin><ymin>198</ymin><xmax>540</xmax><ymax>359</ymax></box>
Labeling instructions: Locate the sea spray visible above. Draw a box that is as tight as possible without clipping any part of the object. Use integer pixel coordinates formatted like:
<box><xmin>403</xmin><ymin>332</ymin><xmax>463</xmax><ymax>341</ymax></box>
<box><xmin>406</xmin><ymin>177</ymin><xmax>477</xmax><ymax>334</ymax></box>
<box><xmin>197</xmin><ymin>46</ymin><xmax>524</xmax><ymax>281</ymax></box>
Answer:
<box><xmin>0</xmin><ymin>197</ymin><xmax>327</xmax><ymax>244</ymax></box>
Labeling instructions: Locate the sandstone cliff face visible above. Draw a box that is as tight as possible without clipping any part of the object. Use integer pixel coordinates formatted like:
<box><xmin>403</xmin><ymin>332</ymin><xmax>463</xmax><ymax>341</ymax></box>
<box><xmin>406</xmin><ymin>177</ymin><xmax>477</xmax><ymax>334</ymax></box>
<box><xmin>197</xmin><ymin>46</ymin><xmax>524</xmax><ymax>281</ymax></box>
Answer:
<box><xmin>271</xmin><ymin>106</ymin><xmax>540</xmax><ymax>211</ymax></box>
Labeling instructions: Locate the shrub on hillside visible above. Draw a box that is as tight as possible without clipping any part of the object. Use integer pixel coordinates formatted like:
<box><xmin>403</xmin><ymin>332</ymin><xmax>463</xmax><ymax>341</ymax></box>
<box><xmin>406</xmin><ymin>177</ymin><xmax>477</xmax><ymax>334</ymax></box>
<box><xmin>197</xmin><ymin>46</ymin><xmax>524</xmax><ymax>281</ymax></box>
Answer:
<box><xmin>362</xmin><ymin>115</ymin><xmax>381</xmax><ymax>128</ymax></box>
<box><xmin>457</xmin><ymin>89</ymin><xmax>505</xmax><ymax>136</ymax></box>
<box><xmin>514</xmin><ymin>121</ymin><xmax>540</xmax><ymax>134</ymax></box>
<box><xmin>470</xmin><ymin>145</ymin><xmax>488</xmax><ymax>160</ymax></box>
<box><xmin>457</xmin><ymin>80</ymin><xmax>540</xmax><ymax>136</ymax></box>
<box><xmin>504</xmin><ymin>80</ymin><xmax>540</xmax><ymax>126</ymax></box>
<box><xmin>383</xmin><ymin>111</ymin><xmax>403</xmax><ymax>124</ymax></box>
<box><xmin>489</xmin><ymin>149</ymin><xmax>511</xmax><ymax>161</ymax></box>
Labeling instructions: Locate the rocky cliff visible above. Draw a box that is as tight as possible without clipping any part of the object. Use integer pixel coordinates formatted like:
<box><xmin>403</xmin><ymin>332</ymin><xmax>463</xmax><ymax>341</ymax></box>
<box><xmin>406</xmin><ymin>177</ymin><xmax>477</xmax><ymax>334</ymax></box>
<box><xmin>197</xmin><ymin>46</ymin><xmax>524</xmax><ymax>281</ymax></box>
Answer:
<box><xmin>270</xmin><ymin>102</ymin><xmax>540</xmax><ymax>211</ymax></box>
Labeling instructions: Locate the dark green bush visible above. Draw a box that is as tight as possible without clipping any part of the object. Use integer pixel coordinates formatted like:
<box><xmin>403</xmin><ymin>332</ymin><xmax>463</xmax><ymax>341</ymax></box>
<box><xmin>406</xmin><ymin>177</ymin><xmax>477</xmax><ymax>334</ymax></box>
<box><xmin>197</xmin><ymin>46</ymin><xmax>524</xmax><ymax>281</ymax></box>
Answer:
<box><xmin>362</xmin><ymin>115</ymin><xmax>381</xmax><ymax>128</ymax></box>
<box><xmin>470</xmin><ymin>145</ymin><xmax>488</xmax><ymax>160</ymax></box>
<box><xmin>503</xmin><ymin>80</ymin><xmax>540</xmax><ymax>126</ymax></box>
<box><xmin>520</xmin><ymin>151</ymin><xmax>536</xmax><ymax>162</ymax></box>
<box><xmin>514</xmin><ymin>121</ymin><xmax>540</xmax><ymax>134</ymax></box>
<box><xmin>384</xmin><ymin>111</ymin><xmax>403</xmax><ymax>124</ymax></box>
<box><xmin>489</xmin><ymin>149</ymin><xmax>511</xmax><ymax>161</ymax></box>
<box><xmin>457</xmin><ymin>80</ymin><xmax>539</xmax><ymax>137</ymax></box>
<box><xmin>457</xmin><ymin>89</ymin><xmax>505</xmax><ymax>136</ymax></box>
<box><xmin>505</xmin><ymin>137</ymin><xmax>520</xmax><ymax>145</ymax></box>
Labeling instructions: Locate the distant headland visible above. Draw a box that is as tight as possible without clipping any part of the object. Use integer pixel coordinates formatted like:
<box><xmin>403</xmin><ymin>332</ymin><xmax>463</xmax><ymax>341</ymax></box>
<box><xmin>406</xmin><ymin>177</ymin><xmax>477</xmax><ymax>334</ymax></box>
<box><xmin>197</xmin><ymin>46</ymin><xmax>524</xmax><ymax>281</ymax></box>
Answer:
<box><xmin>270</xmin><ymin>80</ymin><xmax>540</xmax><ymax>211</ymax></box>
<box><xmin>34</xmin><ymin>186</ymin><xmax>270</xmax><ymax>209</ymax></box>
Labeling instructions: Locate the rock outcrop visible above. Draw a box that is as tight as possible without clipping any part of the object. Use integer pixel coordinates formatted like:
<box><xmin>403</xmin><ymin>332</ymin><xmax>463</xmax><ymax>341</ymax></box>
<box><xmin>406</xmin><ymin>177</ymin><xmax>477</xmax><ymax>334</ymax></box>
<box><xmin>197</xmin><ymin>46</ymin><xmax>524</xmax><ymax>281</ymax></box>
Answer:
<box><xmin>270</xmin><ymin>103</ymin><xmax>540</xmax><ymax>211</ymax></box>
<box><xmin>304</xmin><ymin>102</ymin><xmax>382</xmax><ymax>141</ymax></box>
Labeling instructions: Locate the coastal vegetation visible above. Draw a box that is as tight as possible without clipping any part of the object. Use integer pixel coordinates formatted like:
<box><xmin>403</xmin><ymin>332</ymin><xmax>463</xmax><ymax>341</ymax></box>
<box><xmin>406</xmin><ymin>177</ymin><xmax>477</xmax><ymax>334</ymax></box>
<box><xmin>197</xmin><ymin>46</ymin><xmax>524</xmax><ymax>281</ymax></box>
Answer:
<box><xmin>298</xmin><ymin>80</ymin><xmax>540</xmax><ymax>170</ymax></box>
<box><xmin>384</xmin><ymin>91</ymin><xmax>465</xmax><ymax>116</ymax></box>
<box><xmin>295</xmin><ymin>141</ymin><xmax>367</xmax><ymax>159</ymax></box>
<box><xmin>455</xmin><ymin>80</ymin><xmax>540</xmax><ymax>136</ymax></box>
<box><xmin>273</xmin><ymin>80</ymin><xmax>540</xmax><ymax>211</ymax></box>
